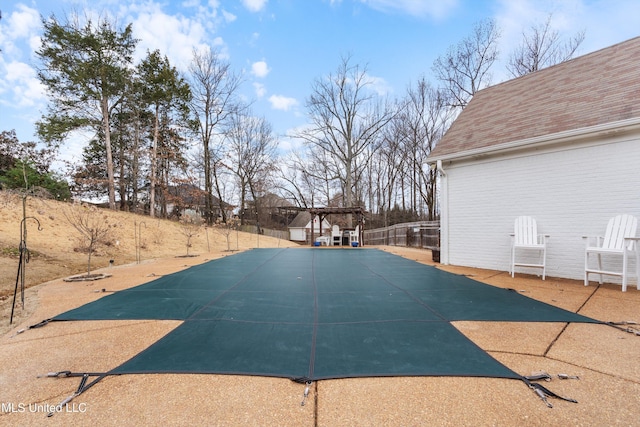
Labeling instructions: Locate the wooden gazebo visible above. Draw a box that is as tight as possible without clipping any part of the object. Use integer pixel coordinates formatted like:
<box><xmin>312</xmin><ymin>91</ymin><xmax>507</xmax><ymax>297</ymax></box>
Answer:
<box><xmin>308</xmin><ymin>206</ymin><xmax>366</xmax><ymax>247</ymax></box>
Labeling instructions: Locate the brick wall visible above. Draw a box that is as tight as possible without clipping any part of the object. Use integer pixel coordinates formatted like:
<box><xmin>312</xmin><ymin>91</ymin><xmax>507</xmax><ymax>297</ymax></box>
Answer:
<box><xmin>441</xmin><ymin>134</ymin><xmax>640</xmax><ymax>282</ymax></box>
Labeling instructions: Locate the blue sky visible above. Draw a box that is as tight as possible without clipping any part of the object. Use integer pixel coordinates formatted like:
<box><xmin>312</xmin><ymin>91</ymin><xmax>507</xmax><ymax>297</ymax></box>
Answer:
<box><xmin>1</xmin><ymin>0</ymin><xmax>639</xmax><ymax>164</ymax></box>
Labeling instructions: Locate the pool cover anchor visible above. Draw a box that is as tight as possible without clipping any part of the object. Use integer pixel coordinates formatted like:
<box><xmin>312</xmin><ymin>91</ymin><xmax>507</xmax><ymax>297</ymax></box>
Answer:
<box><xmin>37</xmin><ymin>370</ymin><xmax>72</xmax><ymax>378</ymax></box>
<box><xmin>38</xmin><ymin>371</ymin><xmax>107</xmax><ymax>417</ymax></box>
<box><xmin>10</xmin><ymin>318</ymin><xmax>52</xmax><ymax>338</ymax></box>
<box><xmin>524</xmin><ymin>371</ymin><xmax>552</xmax><ymax>382</ymax></box>
<box><xmin>533</xmin><ymin>387</ymin><xmax>553</xmax><ymax>408</ymax></box>
<box><xmin>523</xmin><ymin>378</ymin><xmax>578</xmax><ymax>408</ymax></box>
<box><xmin>557</xmin><ymin>374</ymin><xmax>580</xmax><ymax>380</ymax></box>
<box><xmin>605</xmin><ymin>321</ymin><xmax>640</xmax><ymax>336</ymax></box>
<box><xmin>300</xmin><ymin>381</ymin><xmax>312</xmax><ymax>406</ymax></box>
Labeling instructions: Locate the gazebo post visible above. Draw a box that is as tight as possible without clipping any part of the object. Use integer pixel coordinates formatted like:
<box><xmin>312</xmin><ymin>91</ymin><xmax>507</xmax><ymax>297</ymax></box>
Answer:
<box><xmin>359</xmin><ymin>212</ymin><xmax>364</xmax><ymax>247</ymax></box>
<box><xmin>310</xmin><ymin>208</ymin><xmax>315</xmax><ymax>246</ymax></box>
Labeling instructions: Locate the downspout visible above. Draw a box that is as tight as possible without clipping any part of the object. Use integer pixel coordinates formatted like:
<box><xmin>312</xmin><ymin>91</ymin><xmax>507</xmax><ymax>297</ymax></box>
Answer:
<box><xmin>436</xmin><ymin>160</ymin><xmax>449</xmax><ymax>265</ymax></box>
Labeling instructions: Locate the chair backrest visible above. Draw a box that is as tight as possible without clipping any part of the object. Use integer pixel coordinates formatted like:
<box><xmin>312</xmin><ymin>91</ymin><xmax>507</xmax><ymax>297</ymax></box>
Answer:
<box><xmin>514</xmin><ymin>216</ymin><xmax>538</xmax><ymax>245</ymax></box>
<box><xmin>332</xmin><ymin>224</ymin><xmax>340</xmax><ymax>236</ymax></box>
<box><xmin>602</xmin><ymin>214</ymin><xmax>638</xmax><ymax>250</ymax></box>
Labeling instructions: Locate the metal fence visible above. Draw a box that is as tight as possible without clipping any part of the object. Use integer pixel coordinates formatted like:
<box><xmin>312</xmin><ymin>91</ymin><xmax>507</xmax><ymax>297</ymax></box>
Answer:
<box><xmin>239</xmin><ymin>225</ymin><xmax>290</xmax><ymax>241</ymax></box>
<box><xmin>363</xmin><ymin>221</ymin><xmax>440</xmax><ymax>250</ymax></box>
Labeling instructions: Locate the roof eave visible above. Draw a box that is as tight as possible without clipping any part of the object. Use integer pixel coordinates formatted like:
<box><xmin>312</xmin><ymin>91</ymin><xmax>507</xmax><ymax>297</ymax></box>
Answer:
<box><xmin>427</xmin><ymin>117</ymin><xmax>640</xmax><ymax>164</ymax></box>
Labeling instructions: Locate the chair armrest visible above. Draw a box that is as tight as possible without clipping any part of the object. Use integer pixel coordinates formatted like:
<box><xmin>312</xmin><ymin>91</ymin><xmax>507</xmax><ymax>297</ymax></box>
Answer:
<box><xmin>624</xmin><ymin>237</ymin><xmax>640</xmax><ymax>251</ymax></box>
<box><xmin>537</xmin><ymin>234</ymin><xmax>549</xmax><ymax>243</ymax></box>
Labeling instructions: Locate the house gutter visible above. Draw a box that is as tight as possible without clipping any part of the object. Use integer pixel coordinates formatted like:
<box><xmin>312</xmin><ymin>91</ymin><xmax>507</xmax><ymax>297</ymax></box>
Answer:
<box><xmin>427</xmin><ymin>117</ymin><xmax>640</xmax><ymax>163</ymax></box>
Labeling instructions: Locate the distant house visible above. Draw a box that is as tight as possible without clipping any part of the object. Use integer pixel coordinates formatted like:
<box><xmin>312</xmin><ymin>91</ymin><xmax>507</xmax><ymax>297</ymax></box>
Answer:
<box><xmin>288</xmin><ymin>211</ymin><xmax>332</xmax><ymax>242</ymax></box>
<box><xmin>428</xmin><ymin>37</ymin><xmax>640</xmax><ymax>281</ymax></box>
<box><xmin>164</xmin><ymin>184</ymin><xmax>235</xmax><ymax>221</ymax></box>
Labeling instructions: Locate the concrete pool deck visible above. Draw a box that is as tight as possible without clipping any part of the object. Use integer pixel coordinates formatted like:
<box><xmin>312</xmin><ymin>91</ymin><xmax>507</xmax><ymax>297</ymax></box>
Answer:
<box><xmin>1</xmin><ymin>246</ymin><xmax>638</xmax><ymax>426</ymax></box>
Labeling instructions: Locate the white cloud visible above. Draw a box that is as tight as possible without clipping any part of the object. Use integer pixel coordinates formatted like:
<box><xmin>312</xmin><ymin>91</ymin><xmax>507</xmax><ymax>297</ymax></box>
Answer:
<box><xmin>242</xmin><ymin>0</ymin><xmax>268</xmax><ymax>13</ymax></box>
<box><xmin>253</xmin><ymin>82</ymin><xmax>267</xmax><ymax>98</ymax></box>
<box><xmin>359</xmin><ymin>0</ymin><xmax>458</xmax><ymax>19</ymax></box>
<box><xmin>3</xmin><ymin>61</ymin><xmax>46</xmax><ymax>108</ymax></box>
<box><xmin>182</xmin><ymin>0</ymin><xmax>201</xmax><ymax>7</ymax></box>
<box><xmin>3</xmin><ymin>4</ymin><xmax>41</xmax><ymax>40</ymax></box>
<box><xmin>0</xmin><ymin>5</ymin><xmax>46</xmax><ymax>111</ymax></box>
<box><xmin>125</xmin><ymin>3</ymin><xmax>212</xmax><ymax>70</ymax></box>
<box><xmin>117</xmin><ymin>1</ymin><xmax>237</xmax><ymax>70</ymax></box>
<box><xmin>277</xmin><ymin>133</ymin><xmax>306</xmax><ymax>153</ymax></box>
<box><xmin>269</xmin><ymin>95</ymin><xmax>299</xmax><ymax>111</ymax></box>
<box><xmin>222</xmin><ymin>10</ymin><xmax>237</xmax><ymax>22</ymax></box>
<box><xmin>0</xmin><ymin>5</ymin><xmax>41</xmax><ymax>57</ymax></box>
<box><xmin>248</xmin><ymin>32</ymin><xmax>261</xmax><ymax>47</ymax></box>
<box><xmin>251</xmin><ymin>60</ymin><xmax>270</xmax><ymax>78</ymax></box>
<box><xmin>365</xmin><ymin>74</ymin><xmax>393</xmax><ymax>96</ymax></box>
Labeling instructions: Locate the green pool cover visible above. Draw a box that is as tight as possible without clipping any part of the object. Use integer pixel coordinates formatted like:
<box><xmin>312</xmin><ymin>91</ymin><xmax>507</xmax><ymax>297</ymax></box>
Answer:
<box><xmin>54</xmin><ymin>248</ymin><xmax>599</xmax><ymax>381</ymax></box>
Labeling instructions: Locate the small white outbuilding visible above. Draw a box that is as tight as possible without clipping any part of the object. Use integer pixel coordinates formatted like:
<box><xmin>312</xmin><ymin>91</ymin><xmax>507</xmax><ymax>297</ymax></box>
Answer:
<box><xmin>288</xmin><ymin>211</ymin><xmax>332</xmax><ymax>243</ymax></box>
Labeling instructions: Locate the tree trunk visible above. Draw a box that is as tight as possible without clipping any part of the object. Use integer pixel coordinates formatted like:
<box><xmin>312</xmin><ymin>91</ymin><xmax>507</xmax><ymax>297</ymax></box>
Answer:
<box><xmin>118</xmin><ymin>140</ymin><xmax>127</xmax><ymax>210</ymax></box>
<box><xmin>249</xmin><ymin>182</ymin><xmax>261</xmax><ymax>234</ymax></box>
<box><xmin>239</xmin><ymin>178</ymin><xmax>247</xmax><ymax>225</ymax></box>
<box><xmin>203</xmin><ymin>137</ymin><xmax>213</xmax><ymax>225</ymax></box>
<box><xmin>131</xmin><ymin>117</ymin><xmax>140</xmax><ymax>213</ymax></box>
<box><xmin>87</xmin><ymin>242</ymin><xmax>93</xmax><ymax>276</ymax></box>
<box><xmin>150</xmin><ymin>104</ymin><xmax>159</xmax><ymax>218</ymax></box>
<box><xmin>213</xmin><ymin>162</ymin><xmax>227</xmax><ymax>223</ymax></box>
<box><xmin>345</xmin><ymin>144</ymin><xmax>353</xmax><ymax>228</ymax></box>
<box><xmin>102</xmin><ymin>97</ymin><xmax>116</xmax><ymax>210</ymax></box>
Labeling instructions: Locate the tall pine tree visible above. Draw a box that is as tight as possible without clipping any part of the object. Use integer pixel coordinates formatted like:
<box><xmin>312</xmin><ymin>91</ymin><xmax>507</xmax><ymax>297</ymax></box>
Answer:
<box><xmin>36</xmin><ymin>14</ymin><xmax>137</xmax><ymax>209</ymax></box>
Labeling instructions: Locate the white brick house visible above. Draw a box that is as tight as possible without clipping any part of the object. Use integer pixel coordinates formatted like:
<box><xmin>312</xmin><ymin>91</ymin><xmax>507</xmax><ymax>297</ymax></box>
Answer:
<box><xmin>428</xmin><ymin>37</ymin><xmax>640</xmax><ymax>282</ymax></box>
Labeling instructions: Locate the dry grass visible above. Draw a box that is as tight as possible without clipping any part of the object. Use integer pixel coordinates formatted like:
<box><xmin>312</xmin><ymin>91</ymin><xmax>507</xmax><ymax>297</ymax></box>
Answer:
<box><xmin>0</xmin><ymin>191</ymin><xmax>298</xmax><ymax>332</ymax></box>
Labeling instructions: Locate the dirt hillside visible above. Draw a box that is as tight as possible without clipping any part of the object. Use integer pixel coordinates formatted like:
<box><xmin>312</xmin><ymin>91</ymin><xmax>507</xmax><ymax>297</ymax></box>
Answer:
<box><xmin>0</xmin><ymin>191</ymin><xmax>299</xmax><ymax>328</ymax></box>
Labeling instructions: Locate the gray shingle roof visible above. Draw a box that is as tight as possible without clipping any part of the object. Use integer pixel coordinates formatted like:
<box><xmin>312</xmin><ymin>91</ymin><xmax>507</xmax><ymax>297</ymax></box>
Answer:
<box><xmin>429</xmin><ymin>37</ymin><xmax>640</xmax><ymax>160</ymax></box>
<box><xmin>288</xmin><ymin>211</ymin><xmax>311</xmax><ymax>228</ymax></box>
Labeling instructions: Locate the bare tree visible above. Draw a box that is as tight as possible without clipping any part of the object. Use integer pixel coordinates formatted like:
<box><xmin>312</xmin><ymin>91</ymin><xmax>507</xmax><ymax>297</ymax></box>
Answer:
<box><xmin>188</xmin><ymin>47</ymin><xmax>243</xmax><ymax>225</ymax></box>
<box><xmin>397</xmin><ymin>78</ymin><xmax>451</xmax><ymax>220</ymax></box>
<box><xmin>507</xmin><ymin>14</ymin><xmax>585</xmax><ymax>77</ymax></box>
<box><xmin>312</xmin><ymin>148</ymin><xmax>343</xmax><ymax>207</ymax></box>
<box><xmin>275</xmin><ymin>149</ymin><xmax>315</xmax><ymax>209</ymax></box>
<box><xmin>432</xmin><ymin>19</ymin><xmax>500</xmax><ymax>109</ymax></box>
<box><xmin>297</xmin><ymin>55</ymin><xmax>394</xmax><ymax>226</ymax></box>
<box><xmin>179</xmin><ymin>214</ymin><xmax>202</xmax><ymax>256</ymax></box>
<box><xmin>64</xmin><ymin>205</ymin><xmax>114</xmax><ymax>276</ymax></box>
<box><xmin>226</xmin><ymin>112</ymin><xmax>278</xmax><ymax>230</ymax></box>
<box><xmin>376</xmin><ymin>111</ymin><xmax>409</xmax><ymax>225</ymax></box>
<box><xmin>214</xmin><ymin>217</ymin><xmax>240</xmax><ymax>251</ymax></box>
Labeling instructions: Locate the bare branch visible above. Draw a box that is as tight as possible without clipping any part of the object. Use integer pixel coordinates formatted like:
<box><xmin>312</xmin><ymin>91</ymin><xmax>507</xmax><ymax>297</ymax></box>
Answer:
<box><xmin>432</xmin><ymin>19</ymin><xmax>500</xmax><ymax>109</ymax></box>
<box><xmin>507</xmin><ymin>14</ymin><xmax>586</xmax><ymax>77</ymax></box>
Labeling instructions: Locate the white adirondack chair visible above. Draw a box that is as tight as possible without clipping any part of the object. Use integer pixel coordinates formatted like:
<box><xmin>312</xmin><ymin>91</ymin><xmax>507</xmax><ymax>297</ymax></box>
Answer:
<box><xmin>510</xmin><ymin>216</ymin><xmax>548</xmax><ymax>280</ymax></box>
<box><xmin>331</xmin><ymin>224</ymin><xmax>341</xmax><ymax>246</ymax></box>
<box><xmin>584</xmin><ymin>214</ymin><xmax>639</xmax><ymax>292</ymax></box>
